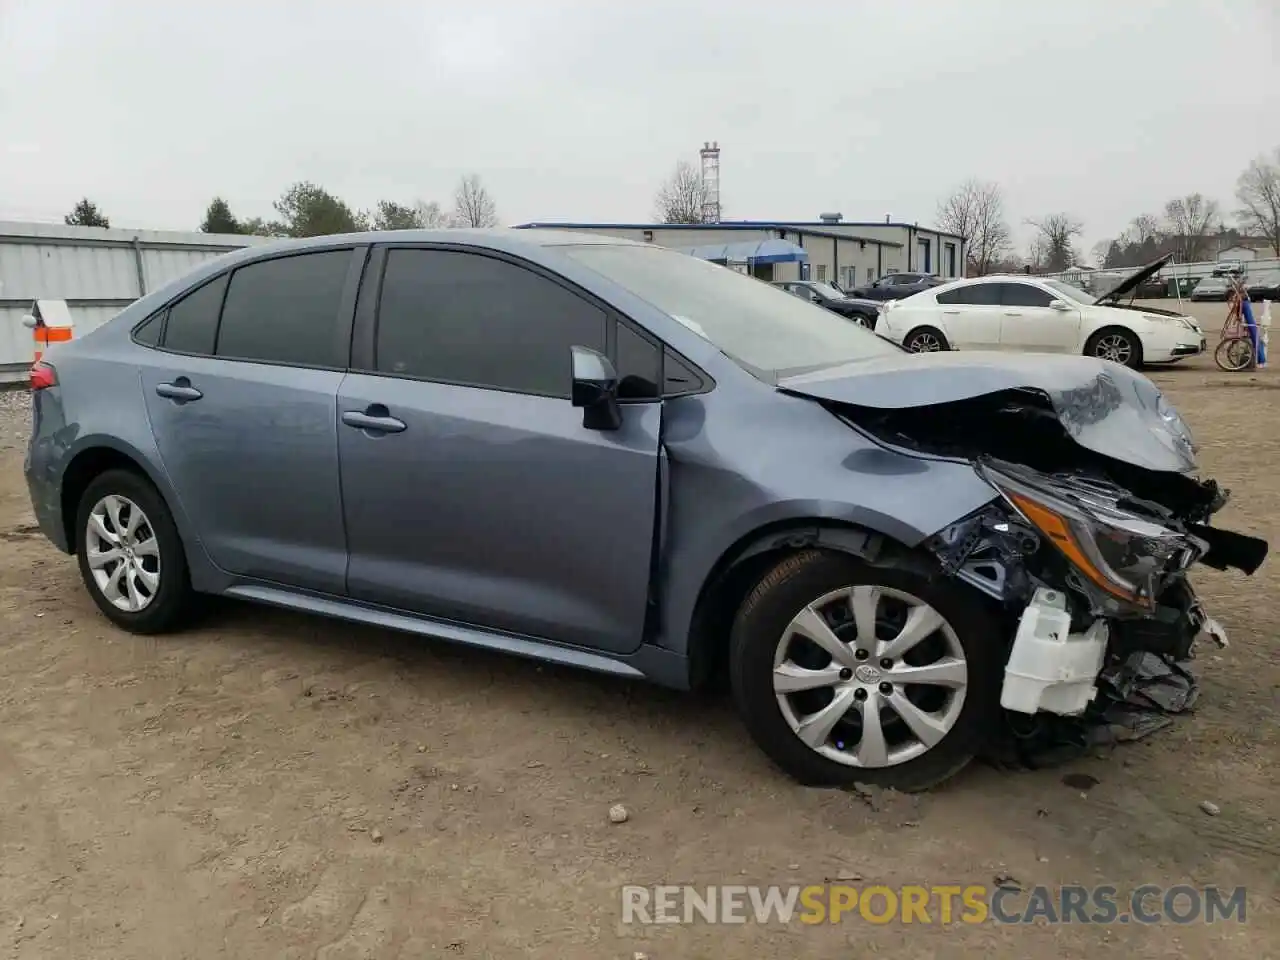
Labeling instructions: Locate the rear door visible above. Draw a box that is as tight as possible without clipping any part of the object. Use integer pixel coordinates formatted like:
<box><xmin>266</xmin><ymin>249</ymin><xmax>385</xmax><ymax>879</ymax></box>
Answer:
<box><xmin>996</xmin><ymin>281</ymin><xmax>1082</xmax><ymax>352</ymax></box>
<box><xmin>934</xmin><ymin>282</ymin><xmax>1002</xmax><ymax>349</ymax></box>
<box><xmin>139</xmin><ymin>247</ymin><xmax>363</xmax><ymax>593</ymax></box>
<box><xmin>336</xmin><ymin>245</ymin><xmax>664</xmax><ymax>654</ymax></box>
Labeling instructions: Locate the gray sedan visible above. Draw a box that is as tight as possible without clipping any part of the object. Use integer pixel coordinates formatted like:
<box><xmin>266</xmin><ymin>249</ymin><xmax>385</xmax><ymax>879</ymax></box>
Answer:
<box><xmin>24</xmin><ymin>230</ymin><xmax>1266</xmax><ymax>790</ymax></box>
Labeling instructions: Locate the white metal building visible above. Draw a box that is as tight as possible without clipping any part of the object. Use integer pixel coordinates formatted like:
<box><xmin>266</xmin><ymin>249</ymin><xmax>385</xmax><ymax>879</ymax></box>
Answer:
<box><xmin>0</xmin><ymin>221</ymin><xmax>266</xmax><ymax>380</ymax></box>
<box><xmin>513</xmin><ymin>216</ymin><xmax>967</xmax><ymax>288</ymax></box>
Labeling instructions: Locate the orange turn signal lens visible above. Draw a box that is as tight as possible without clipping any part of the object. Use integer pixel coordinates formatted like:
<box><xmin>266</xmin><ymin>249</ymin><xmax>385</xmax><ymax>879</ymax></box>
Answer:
<box><xmin>1008</xmin><ymin>492</ymin><xmax>1138</xmax><ymax>603</ymax></box>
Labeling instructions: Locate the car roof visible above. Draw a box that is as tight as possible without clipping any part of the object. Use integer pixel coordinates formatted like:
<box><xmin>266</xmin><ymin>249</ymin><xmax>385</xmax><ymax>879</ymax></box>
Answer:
<box><xmin>231</xmin><ymin>227</ymin><xmax>645</xmax><ymax>258</ymax></box>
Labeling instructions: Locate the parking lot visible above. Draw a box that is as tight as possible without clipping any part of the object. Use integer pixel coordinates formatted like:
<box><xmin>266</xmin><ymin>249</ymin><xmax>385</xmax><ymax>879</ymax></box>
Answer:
<box><xmin>0</xmin><ymin>312</ymin><xmax>1276</xmax><ymax>958</ymax></box>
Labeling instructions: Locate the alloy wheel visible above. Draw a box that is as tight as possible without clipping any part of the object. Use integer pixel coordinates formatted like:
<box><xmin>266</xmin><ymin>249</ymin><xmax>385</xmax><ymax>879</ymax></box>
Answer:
<box><xmin>772</xmin><ymin>585</ymin><xmax>968</xmax><ymax>768</ymax></box>
<box><xmin>908</xmin><ymin>332</ymin><xmax>942</xmax><ymax>352</ymax></box>
<box><xmin>1093</xmin><ymin>333</ymin><xmax>1133</xmax><ymax>365</ymax></box>
<box><xmin>85</xmin><ymin>494</ymin><xmax>161</xmax><ymax>612</ymax></box>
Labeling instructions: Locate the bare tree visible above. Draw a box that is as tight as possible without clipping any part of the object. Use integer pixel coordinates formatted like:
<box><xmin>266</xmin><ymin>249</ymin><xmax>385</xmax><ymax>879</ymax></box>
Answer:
<box><xmin>934</xmin><ymin>178</ymin><xmax>1012</xmax><ymax>275</ymax></box>
<box><xmin>1025</xmin><ymin>214</ymin><xmax>1084</xmax><ymax>272</ymax></box>
<box><xmin>1163</xmin><ymin>193</ymin><xmax>1220</xmax><ymax>261</ymax></box>
<box><xmin>1235</xmin><ymin>148</ymin><xmax>1280</xmax><ymax>256</ymax></box>
<box><xmin>453</xmin><ymin>174</ymin><xmax>499</xmax><ymax>227</ymax></box>
<box><xmin>1130</xmin><ymin>214</ymin><xmax>1161</xmax><ymax>245</ymax></box>
<box><xmin>415</xmin><ymin>200</ymin><xmax>450</xmax><ymax>229</ymax></box>
<box><xmin>654</xmin><ymin>161</ymin><xmax>710</xmax><ymax>224</ymax></box>
<box><xmin>1026</xmin><ymin>236</ymin><xmax>1048</xmax><ymax>271</ymax></box>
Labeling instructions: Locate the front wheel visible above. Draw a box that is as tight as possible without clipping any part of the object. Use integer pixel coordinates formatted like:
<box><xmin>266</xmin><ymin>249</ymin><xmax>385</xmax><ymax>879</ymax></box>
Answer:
<box><xmin>729</xmin><ymin>550</ymin><xmax>1001</xmax><ymax>791</ymax></box>
<box><xmin>1084</xmin><ymin>328</ymin><xmax>1143</xmax><ymax>368</ymax></box>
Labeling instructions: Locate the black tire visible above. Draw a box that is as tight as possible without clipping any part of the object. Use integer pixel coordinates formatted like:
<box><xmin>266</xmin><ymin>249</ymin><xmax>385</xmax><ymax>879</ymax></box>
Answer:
<box><xmin>729</xmin><ymin>550</ymin><xmax>1002</xmax><ymax>792</ymax></box>
<box><xmin>75</xmin><ymin>468</ymin><xmax>194</xmax><ymax>634</ymax></box>
<box><xmin>903</xmin><ymin>327</ymin><xmax>949</xmax><ymax>353</ymax></box>
<box><xmin>1084</xmin><ymin>327</ymin><xmax>1143</xmax><ymax>369</ymax></box>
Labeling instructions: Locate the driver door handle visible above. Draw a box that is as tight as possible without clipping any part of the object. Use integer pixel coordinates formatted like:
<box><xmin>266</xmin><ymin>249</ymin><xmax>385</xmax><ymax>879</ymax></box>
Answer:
<box><xmin>342</xmin><ymin>406</ymin><xmax>407</xmax><ymax>434</ymax></box>
<box><xmin>1004</xmin><ymin>311</ymin><xmax>1023</xmax><ymax>317</ymax></box>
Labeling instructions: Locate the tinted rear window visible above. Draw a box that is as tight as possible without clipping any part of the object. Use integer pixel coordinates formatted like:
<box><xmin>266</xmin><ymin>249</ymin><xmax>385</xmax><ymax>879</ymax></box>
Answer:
<box><xmin>163</xmin><ymin>275</ymin><xmax>228</xmax><ymax>355</ymax></box>
<box><xmin>215</xmin><ymin>251</ymin><xmax>352</xmax><ymax>367</ymax></box>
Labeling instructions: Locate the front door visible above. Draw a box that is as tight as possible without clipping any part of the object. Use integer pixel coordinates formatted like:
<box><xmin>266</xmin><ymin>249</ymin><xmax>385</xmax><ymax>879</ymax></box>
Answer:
<box><xmin>337</xmin><ymin>246</ymin><xmax>662</xmax><ymax>654</ymax></box>
<box><xmin>139</xmin><ymin>248</ymin><xmax>359</xmax><ymax>594</ymax></box>
<box><xmin>995</xmin><ymin>282</ymin><xmax>1082</xmax><ymax>352</ymax></box>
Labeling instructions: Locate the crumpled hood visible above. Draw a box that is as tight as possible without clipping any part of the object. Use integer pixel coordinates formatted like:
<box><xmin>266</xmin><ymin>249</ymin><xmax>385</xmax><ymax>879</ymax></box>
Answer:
<box><xmin>777</xmin><ymin>351</ymin><xmax>1197</xmax><ymax>473</ymax></box>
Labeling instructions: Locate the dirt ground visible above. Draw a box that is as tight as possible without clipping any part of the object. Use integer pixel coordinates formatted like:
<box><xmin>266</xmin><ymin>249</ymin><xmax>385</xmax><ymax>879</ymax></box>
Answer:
<box><xmin>0</xmin><ymin>321</ymin><xmax>1276</xmax><ymax>958</ymax></box>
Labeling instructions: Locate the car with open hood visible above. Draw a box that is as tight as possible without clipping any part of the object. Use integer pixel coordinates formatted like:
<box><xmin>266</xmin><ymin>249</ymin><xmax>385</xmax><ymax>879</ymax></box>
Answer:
<box><xmin>876</xmin><ymin>255</ymin><xmax>1205</xmax><ymax>367</ymax></box>
<box><xmin>24</xmin><ymin>231</ymin><xmax>1266</xmax><ymax>791</ymax></box>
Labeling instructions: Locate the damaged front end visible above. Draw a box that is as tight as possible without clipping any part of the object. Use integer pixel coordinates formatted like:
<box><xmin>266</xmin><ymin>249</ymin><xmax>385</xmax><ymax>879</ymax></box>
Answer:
<box><xmin>797</xmin><ymin>360</ymin><xmax>1270</xmax><ymax>761</ymax></box>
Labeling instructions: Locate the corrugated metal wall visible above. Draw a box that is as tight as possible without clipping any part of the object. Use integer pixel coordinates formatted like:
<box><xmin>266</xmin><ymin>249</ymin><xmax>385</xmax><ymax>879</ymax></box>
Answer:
<box><xmin>0</xmin><ymin>221</ymin><xmax>270</xmax><ymax>381</ymax></box>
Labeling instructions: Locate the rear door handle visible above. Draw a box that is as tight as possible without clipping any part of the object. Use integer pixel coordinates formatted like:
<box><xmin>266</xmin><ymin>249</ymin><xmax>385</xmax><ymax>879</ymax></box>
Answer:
<box><xmin>942</xmin><ymin>309</ymin><xmax>960</xmax><ymax>315</ymax></box>
<box><xmin>155</xmin><ymin>379</ymin><xmax>203</xmax><ymax>403</ymax></box>
<box><xmin>342</xmin><ymin>407</ymin><xmax>406</xmax><ymax>434</ymax></box>
<box><xmin>1003</xmin><ymin>311</ymin><xmax>1023</xmax><ymax>317</ymax></box>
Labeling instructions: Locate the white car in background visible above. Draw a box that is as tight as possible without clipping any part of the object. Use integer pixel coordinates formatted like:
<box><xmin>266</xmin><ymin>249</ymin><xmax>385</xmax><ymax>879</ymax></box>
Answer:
<box><xmin>877</xmin><ymin>255</ymin><xmax>1205</xmax><ymax>368</ymax></box>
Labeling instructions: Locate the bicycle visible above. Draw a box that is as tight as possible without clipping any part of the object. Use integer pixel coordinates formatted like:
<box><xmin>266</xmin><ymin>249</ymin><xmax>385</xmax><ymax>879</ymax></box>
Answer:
<box><xmin>1214</xmin><ymin>274</ymin><xmax>1256</xmax><ymax>372</ymax></box>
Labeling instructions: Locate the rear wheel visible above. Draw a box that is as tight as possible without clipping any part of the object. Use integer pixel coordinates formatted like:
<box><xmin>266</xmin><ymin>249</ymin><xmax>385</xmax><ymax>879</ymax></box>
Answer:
<box><xmin>904</xmin><ymin>327</ymin><xmax>949</xmax><ymax>353</ymax></box>
<box><xmin>729</xmin><ymin>550</ymin><xmax>1001</xmax><ymax>791</ymax></box>
<box><xmin>1085</xmin><ymin>328</ymin><xmax>1142</xmax><ymax>368</ymax></box>
<box><xmin>75</xmin><ymin>469</ymin><xmax>194</xmax><ymax>634</ymax></box>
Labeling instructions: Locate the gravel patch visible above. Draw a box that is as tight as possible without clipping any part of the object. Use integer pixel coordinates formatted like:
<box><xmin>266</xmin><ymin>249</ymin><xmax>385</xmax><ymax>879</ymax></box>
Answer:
<box><xmin>0</xmin><ymin>388</ymin><xmax>31</xmax><ymax>452</ymax></box>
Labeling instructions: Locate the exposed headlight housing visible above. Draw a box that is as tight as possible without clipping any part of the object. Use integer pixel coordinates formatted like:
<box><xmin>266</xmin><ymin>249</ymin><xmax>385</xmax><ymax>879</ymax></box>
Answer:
<box><xmin>980</xmin><ymin>462</ymin><xmax>1203</xmax><ymax>612</ymax></box>
<box><xmin>1155</xmin><ymin>392</ymin><xmax>1197</xmax><ymax>456</ymax></box>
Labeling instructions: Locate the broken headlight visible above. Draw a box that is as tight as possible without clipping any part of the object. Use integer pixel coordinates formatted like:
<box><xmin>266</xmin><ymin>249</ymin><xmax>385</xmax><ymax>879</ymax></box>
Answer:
<box><xmin>979</xmin><ymin>462</ymin><xmax>1201</xmax><ymax>610</ymax></box>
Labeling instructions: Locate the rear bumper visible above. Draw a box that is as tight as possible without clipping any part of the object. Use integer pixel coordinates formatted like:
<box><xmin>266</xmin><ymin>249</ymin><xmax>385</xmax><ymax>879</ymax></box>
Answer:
<box><xmin>23</xmin><ymin>442</ymin><xmax>69</xmax><ymax>554</ymax></box>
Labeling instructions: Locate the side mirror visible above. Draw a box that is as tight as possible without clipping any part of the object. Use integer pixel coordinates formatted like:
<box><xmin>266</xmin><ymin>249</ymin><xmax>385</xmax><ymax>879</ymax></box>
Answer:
<box><xmin>1050</xmin><ymin>299</ymin><xmax>1071</xmax><ymax>311</ymax></box>
<box><xmin>20</xmin><ymin>314</ymin><xmax>37</xmax><ymax>329</ymax></box>
<box><xmin>570</xmin><ymin>345</ymin><xmax>621</xmax><ymax>431</ymax></box>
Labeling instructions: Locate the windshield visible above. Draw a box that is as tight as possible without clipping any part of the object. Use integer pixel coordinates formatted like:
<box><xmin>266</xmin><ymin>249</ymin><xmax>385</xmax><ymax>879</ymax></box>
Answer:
<box><xmin>561</xmin><ymin>245</ymin><xmax>901</xmax><ymax>379</ymax></box>
<box><xmin>809</xmin><ymin>281</ymin><xmax>846</xmax><ymax>301</ymax></box>
<box><xmin>1044</xmin><ymin>280</ymin><xmax>1095</xmax><ymax>304</ymax></box>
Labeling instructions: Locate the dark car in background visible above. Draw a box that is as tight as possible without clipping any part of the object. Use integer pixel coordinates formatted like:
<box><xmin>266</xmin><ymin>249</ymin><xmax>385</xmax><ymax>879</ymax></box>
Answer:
<box><xmin>1246</xmin><ymin>279</ymin><xmax>1280</xmax><ymax>302</ymax></box>
<box><xmin>771</xmin><ymin>280</ymin><xmax>881</xmax><ymax>328</ymax></box>
<box><xmin>847</xmin><ymin>272</ymin><xmax>944</xmax><ymax>301</ymax></box>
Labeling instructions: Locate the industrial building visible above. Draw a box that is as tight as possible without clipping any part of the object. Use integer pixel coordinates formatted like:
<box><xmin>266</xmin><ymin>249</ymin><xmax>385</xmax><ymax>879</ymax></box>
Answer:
<box><xmin>0</xmin><ymin>221</ymin><xmax>264</xmax><ymax>380</ymax></box>
<box><xmin>518</xmin><ymin>142</ymin><xmax>965</xmax><ymax>286</ymax></box>
<box><xmin>513</xmin><ymin>216</ymin><xmax>967</xmax><ymax>288</ymax></box>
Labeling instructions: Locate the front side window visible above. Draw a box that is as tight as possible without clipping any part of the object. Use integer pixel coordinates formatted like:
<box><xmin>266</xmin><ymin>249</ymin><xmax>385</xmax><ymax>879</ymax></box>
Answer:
<box><xmin>561</xmin><ymin>243</ymin><xmax>900</xmax><ymax>381</ymax></box>
<box><xmin>1001</xmin><ymin>283</ymin><xmax>1054</xmax><ymax>308</ymax></box>
<box><xmin>162</xmin><ymin>274</ymin><xmax>228</xmax><ymax>355</ymax></box>
<box><xmin>216</xmin><ymin>250</ymin><xmax>352</xmax><ymax>367</ymax></box>
<box><xmin>375</xmin><ymin>249</ymin><xmax>607</xmax><ymax>397</ymax></box>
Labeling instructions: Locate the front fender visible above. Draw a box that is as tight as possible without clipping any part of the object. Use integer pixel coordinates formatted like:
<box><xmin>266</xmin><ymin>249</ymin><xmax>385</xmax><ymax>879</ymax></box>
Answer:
<box><xmin>653</xmin><ymin>389</ymin><xmax>1001</xmax><ymax>658</ymax></box>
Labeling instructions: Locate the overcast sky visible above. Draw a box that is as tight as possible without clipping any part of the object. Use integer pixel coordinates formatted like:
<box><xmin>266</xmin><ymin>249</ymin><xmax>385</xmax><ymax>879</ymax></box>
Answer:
<box><xmin>1</xmin><ymin>0</ymin><xmax>1278</xmax><ymax>255</ymax></box>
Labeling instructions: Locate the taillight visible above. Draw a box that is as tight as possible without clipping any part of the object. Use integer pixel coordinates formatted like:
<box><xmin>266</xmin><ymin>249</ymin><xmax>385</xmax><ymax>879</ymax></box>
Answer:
<box><xmin>30</xmin><ymin>361</ymin><xmax>57</xmax><ymax>391</ymax></box>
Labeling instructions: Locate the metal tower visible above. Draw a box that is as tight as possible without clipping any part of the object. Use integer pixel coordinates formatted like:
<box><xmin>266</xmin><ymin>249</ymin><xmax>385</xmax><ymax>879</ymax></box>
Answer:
<box><xmin>699</xmin><ymin>141</ymin><xmax>721</xmax><ymax>223</ymax></box>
